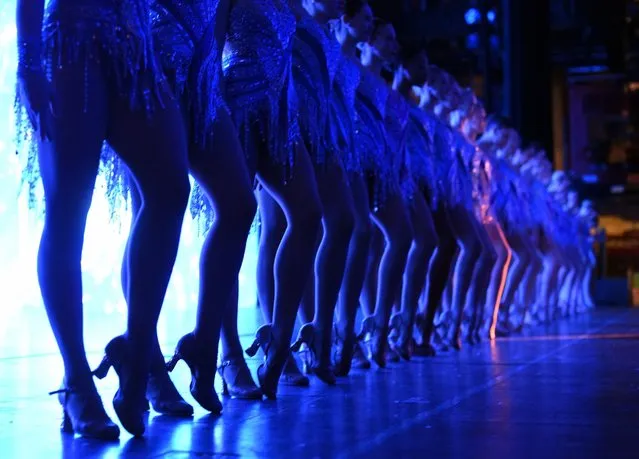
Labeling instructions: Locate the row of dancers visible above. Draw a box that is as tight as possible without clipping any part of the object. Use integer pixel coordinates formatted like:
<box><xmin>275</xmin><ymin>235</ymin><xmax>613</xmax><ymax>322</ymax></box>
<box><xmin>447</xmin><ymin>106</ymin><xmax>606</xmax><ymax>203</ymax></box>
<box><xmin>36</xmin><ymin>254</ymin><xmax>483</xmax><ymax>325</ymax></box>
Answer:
<box><xmin>15</xmin><ymin>0</ymin><xmax>597</xmax><ymax>441</ymax></box>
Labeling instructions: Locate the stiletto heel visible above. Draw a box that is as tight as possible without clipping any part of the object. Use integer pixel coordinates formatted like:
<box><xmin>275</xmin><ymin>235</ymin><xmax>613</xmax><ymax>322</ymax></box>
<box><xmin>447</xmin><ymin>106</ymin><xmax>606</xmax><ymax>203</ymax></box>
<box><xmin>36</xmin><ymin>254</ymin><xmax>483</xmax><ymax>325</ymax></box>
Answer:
<box><xmin>166</xmin><ymin>333</ymin><xmax>222</xmax><ymax>414</ymax></box>
<box><xmin>388</xmin><ymin>313</ymin><xmax>413</xmax><ymax>361</ymax></box>
<box><xmin>93</xmin><ymin>336</ymin><xmax>147</xmax><ymax>437</ymax></box>
<box><xmin>331</xmin><ymin>323</ymin><xmax>351</xmax><ymax>377</ymax></box>
<box><xmin>217</xmin><ymin>359</ymin><xmax>262</xmax><ymax>400</ymax></box>
<box><xmin>357</xmin><ymin>316</ymin><xmax>386</xmax><ymax>368</ymax></box>
<box><xmin>290</xmin><ymin>323</ymin><xmax>315</xmax><ymax>353</ymax></box>
<box><xmin>166</xmin><ymin>353</ymin><xmax>181</xmax><ymax>372</ymax></box>
<box><xmin>246</xmin><ymin>324</ymin><xmax>275</xmax><ymax>358</ymax></box>
<box><xmin>245</xmin><ymin>324</ymin><xmax>286</xmax><ymax>400</ymax></box>
<box><xmin>139</xmin><ymin>344</ymin><xmax>194</xmax><ymax>417</ymax></box>
<box><xmin>291</xmin><ymin>324</ymin><xmax>336</xmax><ymax>385</ymax></box>
<box><xmin>93</xmin><ymin>356</ymin><xmax>111</xmax><ymax>380</ymax></box>
<box><xmin>356</xmin><ymin>316</ymin><xmax>376</xmax><ymax>342</ymax></box>
<box><xmin>351</xmin><ymin>342</ymin><xmax>371</xmax><ymax>370</ymax></box>
<box><xmin>61</xmin><ymin>412</ymin><xmax>73</xmax><ymax>433</ymax></box>
<box><xmin>50</xmin><ymin>384</ymin><xmax>120</xmax><ymax>440</ymax></box>
<box><xmin>388</xmin><ymin>313</ymin><xmax>402</xmax><ymax>341</ymax></box>
<box><xmin>279</xmin><ymin>353</ymin><xmax>310</xmax><ymax>387</ymax></box>
<box><xmin>245</xmin><ymin>339</ymin><xmax>261</xmax><ymax>358</ymax></box>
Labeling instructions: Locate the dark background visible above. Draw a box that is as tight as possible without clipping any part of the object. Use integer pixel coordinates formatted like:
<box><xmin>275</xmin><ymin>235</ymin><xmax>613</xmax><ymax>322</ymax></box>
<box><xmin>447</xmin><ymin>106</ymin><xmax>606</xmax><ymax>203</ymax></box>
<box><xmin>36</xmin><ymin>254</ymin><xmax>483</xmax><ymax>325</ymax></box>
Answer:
<box><xmin>369</xmin><ymin>0</ymin><xmax>637</xmax><ymax>277</ymax></box>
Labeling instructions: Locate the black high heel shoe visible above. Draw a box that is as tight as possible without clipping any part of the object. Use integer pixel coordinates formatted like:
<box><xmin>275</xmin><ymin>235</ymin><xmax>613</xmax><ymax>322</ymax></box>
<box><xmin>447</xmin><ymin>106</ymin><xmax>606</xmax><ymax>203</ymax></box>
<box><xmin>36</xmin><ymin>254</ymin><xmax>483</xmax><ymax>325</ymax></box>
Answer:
<box><xmin>146</xmin><ymin>346</ymin><xmax>194</xmax><ymax>417</ymax></box>
<box><xmin>291</xmin><ymin>323</ymin><xmax>336</xmax><ymax>385</ymax></box>
<box><xmin>357</xmin><ymin>316</ymin><xmax>386</xmax><ymax>368</ymax></box>
<box><xmin>218</xmin><ymin>359</ymin><xmax>262</xmax><ymax>400</ymax></box>
<box><xmin>50</xmin><ymin>383</ymin><xmax>120</xmax><ymax>440</ymax></box>
<box><xmin>351</xmin><ymin>342</ymin><xmax>372</xmax><ymax>369</ymax></box>
<box><xmin>412</xmin><ymin>314</ymin><xmax>437</xmax><ymax>357</ymax></box>
<box><xmin>388</xmin><ymin>313</ymin><xmax>413</xmax><ymax>361</ymax></box>
<box><xmin>279</xmin><ymin>353</ymin><xmax>310</xmax><ymax>387</ymax></box>
<box><xmin>165</xmin><ymin>333</ymin><xmax>222</xmax><ymax>414</ymax></box>
<box><xmin>332</xmin><ymin>323</ymin><xmax>356</xmax><ymax>377</ymax></box>
<box><xmin>245</xmin><ymin>324</ymin><xmax>285</xmax><ymax>400</ymax></box>
<box><xmin>93</xmin><ymin>335</ymin><xmax>148</xmax><ymax>437</ymax></box>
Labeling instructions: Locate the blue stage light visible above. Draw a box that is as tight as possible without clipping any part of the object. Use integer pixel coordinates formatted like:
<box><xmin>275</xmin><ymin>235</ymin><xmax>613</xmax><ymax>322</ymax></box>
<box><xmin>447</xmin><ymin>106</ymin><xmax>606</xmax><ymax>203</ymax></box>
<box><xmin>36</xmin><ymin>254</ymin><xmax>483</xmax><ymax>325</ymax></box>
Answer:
<box><xmin>487</xmin><ymin>10</ymin><xmax>496</xmax><ymax>23</ymax></box>
<box><xmin>464</xmin><ymin>8</ymin><xmax>481</xmax><ymax>25</ymax></box>
<box><xmin>466</xmin><ymin>32</ymin><xmax>480</xmax><ymax>49</ymax></box>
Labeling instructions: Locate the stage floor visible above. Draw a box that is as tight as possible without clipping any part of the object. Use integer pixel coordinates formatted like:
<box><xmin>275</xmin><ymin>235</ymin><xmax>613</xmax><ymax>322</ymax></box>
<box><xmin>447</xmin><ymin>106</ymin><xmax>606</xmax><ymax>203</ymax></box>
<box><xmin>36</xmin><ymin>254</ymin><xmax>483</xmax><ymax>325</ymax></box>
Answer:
<box><xmin>1</xmin><ymin>308</ymin><xmax>639</xmax><ymax>458</ymax></box>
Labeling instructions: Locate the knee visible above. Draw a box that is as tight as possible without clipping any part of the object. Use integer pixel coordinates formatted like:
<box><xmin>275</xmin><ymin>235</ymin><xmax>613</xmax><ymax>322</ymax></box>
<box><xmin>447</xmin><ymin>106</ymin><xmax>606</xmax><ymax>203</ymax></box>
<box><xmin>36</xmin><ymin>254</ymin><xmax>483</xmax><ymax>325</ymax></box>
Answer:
<box><xmin>146</xmin><ymin>172</ymin><xmax>191</xmax><ymax>217</ymax></box>
<box><xmin>495</xmin><ymin>243</ymin><xmax>512</xmax><ymax>266</ymax></box>
<box><xmin>458</xmin><ymin>234</ymin><xmax>481</xmax><ymax>259</ymax></box>
<box><xmin>512</xmin><ymin>246</ymin><xmax>526</xmax><ymax>264</ymax></box>
<box><xmin>218</xmin><ymin>191</ymin><xmax>258</xmax><ymax>235</ymax></box>
<box><xmin>483</xmin><ymin>244</ymin><xmax>499</xmax><ymax>266</ymax></box>
<box><xmin>387</xmin><ymin>220</ymin><xmax>413</xmax><ymax>259</ymax></box>
<box><xmin>325</xmin><ymin>206</ymin><xmax>355</xmax><ymax>244</ymax></box>
<box><xmin>413</xmin><ymin>232</ymin><xmax>438</xmax><ymax>260</ymax></box>
<box><xmin>259</xmin><ymin>212</ymin><xmax>287</xmax><ymax>247</ymax></box>
<box><xmin>44</xmin><ymin>188</ymin><xmax>92</xmax><ymax>224</ymax></box>
<box><xmin>42</xmin><ymin>185</ymin><xmax>95</xmax><ymax>247</ymax></box>
<box><xmin>289</xmin><ymin>195</ymin><xmax>323</xmax><ymax>240</ymax></box>
<box><xmin>41</xmin><ymin>198</ymin><xmax>88</xmax><ymax>253</ymax></box>
<box><xmin>353</xmin><ymin>219</ymin><xmax>372</xmax><ymax>248</ymax></box>
<box><xmin>437</xmin><ymin>230</ymin><xmax>457</xmax><ymax>257</ymax></box>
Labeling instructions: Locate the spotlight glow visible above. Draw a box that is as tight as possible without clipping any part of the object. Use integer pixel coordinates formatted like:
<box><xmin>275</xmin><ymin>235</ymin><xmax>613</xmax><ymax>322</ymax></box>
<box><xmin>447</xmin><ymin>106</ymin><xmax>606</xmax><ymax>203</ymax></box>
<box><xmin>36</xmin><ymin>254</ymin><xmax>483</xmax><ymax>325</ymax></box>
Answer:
<box><xmin>464</xmin><ymin>8</ymin><xmax>481</xmax><ymax>25</ymax></box>
<box><xmin>0</xmin><ymin>3</ymin><xmax>258</xmax><ymax>348</ymax></box>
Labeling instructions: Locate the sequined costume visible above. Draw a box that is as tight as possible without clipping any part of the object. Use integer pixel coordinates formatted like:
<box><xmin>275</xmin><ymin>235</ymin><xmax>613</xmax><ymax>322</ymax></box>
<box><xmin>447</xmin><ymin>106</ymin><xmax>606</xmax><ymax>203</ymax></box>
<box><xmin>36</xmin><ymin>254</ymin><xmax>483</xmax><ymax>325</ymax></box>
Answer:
<box><xmin>291</xmin><ymin>15</ymin><xmax>341</xmax><ymax>164</ymax></box>
<box><xmin>384</xmin><ymin>90</ymin><xmax>414</xmax><ymax>200</ymax></box>
<box><xmin>17</xmin><ymin>0</ymin><xmax>165</xmax><ymax>215</ymax></box>
<box><xmin>149</xmin><ymin>0</ymin><xmax>226</xmax><ymax>233</ymax></box>
<box><xmin>328</xmin><ymin>54</ymin><xmax>361</xmax><ymax>173</ymax></box>
<box><xmin>526</xmin><ymin>175</ymin><xmax>553</xmax><ymax>240</ymax></box>
<box><xmin>151</xmin><ymin>0</ymin><xmax>225</xmax><ymax>146</ymax></box>
<box><xmin>539</xmin><ymin>185</ymin><xmax>565</xmax><ymax>249</ymax></box>
<box><xmin>443</xmin><ymin>129</ymin><xmax>475</xmax><ymax>211</ymax></box>
<box><xmin>405</xmin><ymin>107</ymin><xmax>441</xmax><ymax>206</ymax></box>
<box><xmin>470</xmin><ymin>146</ymin><xmax>493</xmax><ymax>224</ymax></box>
<box><xmin>355</xmin><ymin>70</ymin><xmax>390</xmax><ymax>207</ymax></box>
<box><xmin>222</xmin><ymin>0</ymin><xmax>298</xmax><ymax>168</ymax></box>
<box><xmin>489</xmin><ymin>157</ymin><xmax>532</xmax><ymax>233</ymax></box>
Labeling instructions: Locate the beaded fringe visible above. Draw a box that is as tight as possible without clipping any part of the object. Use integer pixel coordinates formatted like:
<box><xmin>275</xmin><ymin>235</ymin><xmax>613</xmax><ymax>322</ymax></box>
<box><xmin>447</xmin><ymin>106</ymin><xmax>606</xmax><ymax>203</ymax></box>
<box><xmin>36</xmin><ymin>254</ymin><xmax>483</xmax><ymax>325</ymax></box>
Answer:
<box><xmin>16</xmin><ymin>5</ymin><xmax>164</xmax><ymax>220</ymax></box>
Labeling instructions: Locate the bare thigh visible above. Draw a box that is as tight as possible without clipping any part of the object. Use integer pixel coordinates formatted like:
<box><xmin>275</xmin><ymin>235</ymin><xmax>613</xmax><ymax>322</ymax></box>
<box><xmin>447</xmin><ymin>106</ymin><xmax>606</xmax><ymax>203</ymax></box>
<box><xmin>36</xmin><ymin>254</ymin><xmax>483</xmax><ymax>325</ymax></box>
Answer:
<box><xmin>106</xmin><ymin>81</ymin><xmax>190</xmax><ymax>202</ymax></box>
<box><xmin>39</xmin><ymin>58</ymin><xmax>109</xmax><ymax>207</ymax></box>
<box><xmin>257</xmin><ymin>143</ymin><xmax>322</xmax><ymax>223</ymax></box>
<box><xmin>189</xmin><ymin>108</ymin><xmax>256</xmax><ymax>217</ymax></box>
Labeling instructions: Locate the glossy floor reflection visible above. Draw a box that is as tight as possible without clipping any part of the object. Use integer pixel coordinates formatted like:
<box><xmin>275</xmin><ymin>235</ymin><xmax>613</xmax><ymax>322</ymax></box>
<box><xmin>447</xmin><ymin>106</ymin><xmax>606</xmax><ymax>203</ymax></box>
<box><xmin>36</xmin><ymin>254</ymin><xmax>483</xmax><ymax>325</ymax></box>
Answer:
<box><xmin>2</xmin><ymin>308</ymin><xmax>639</xmax><ymax>458</ymax></box>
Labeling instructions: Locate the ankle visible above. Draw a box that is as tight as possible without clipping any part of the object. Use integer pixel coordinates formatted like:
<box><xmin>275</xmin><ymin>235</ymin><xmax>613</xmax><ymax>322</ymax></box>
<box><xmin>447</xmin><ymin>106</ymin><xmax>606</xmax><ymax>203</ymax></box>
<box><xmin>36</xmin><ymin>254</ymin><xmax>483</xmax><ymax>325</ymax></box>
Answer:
<box><xmin>220</xmin><ymin>352</ymin><xmax>247</xmax><ymax>365</ymax></box>
<box><xmin>64</xmin><ymin>373</ymin><xmax>97</xmax><ymax>392</ymax></box>
<box><xmin>64</xmin><ymin>364</ymin><xmax>95</xmax><ymax>389</ymax></box>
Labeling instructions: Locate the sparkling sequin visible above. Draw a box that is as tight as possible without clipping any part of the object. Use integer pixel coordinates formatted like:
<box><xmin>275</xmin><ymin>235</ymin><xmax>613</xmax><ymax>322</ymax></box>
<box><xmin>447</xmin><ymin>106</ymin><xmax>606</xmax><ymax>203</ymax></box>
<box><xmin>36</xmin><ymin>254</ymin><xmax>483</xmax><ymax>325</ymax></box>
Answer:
<box><xmin>150</xmin><ymin>0</ymin><xmax>226</xmax><ymax>146</ymax></box>
<box><xmin>222</xmin><ymin>0</ymin><xmax>298</xmax><ymax>168</ymax></box>
<box><xmin>406</xmin><ymin>107</ymin><xmax>439</xmax><ymax>205</ymax></box>
<box><xmin>149</xmin><ymin>0</ymin><xmax>228</xmax><ymax>232</ymax></box>
<box><xmin>384</xmin><ymin>90</ymin><xmax>413</xmax><ymax>200</ymax></box>
<box><xmin>355</xmin><ymin>70</ymin><xmax>391</xmax><ymax>207</ymax></box>
<box><xmin>17</xmin><ymin>0</ymin><xmax>166</xmax><ymax>218</ymax></box>
<box><xmin>328</xmin><ymin>54</ymin><xmax>360</xmax><ymax>172</ymax></box>
<box><xmin>440</xmin><ymin>128</ymin><xmax>474</xmax><ymax>211</ymax></box>
<box><xmin>488</xmin><ymin>155</ymin><xmax>531</xmax><ymax>230</ymax></box>
<box><xmin>291</xmin><ymin>16</ymin><xmax>341</xmax><ymax>164</ymax></box>
<box><xmin>421</xmin><ymin>113</ymin><xmax>456</xmax><ymax>207</ymax></box>
<box><xmin>469</xmin><ymin>145</ymin><xmax>493</xmax><ymax>223</ymax></box>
